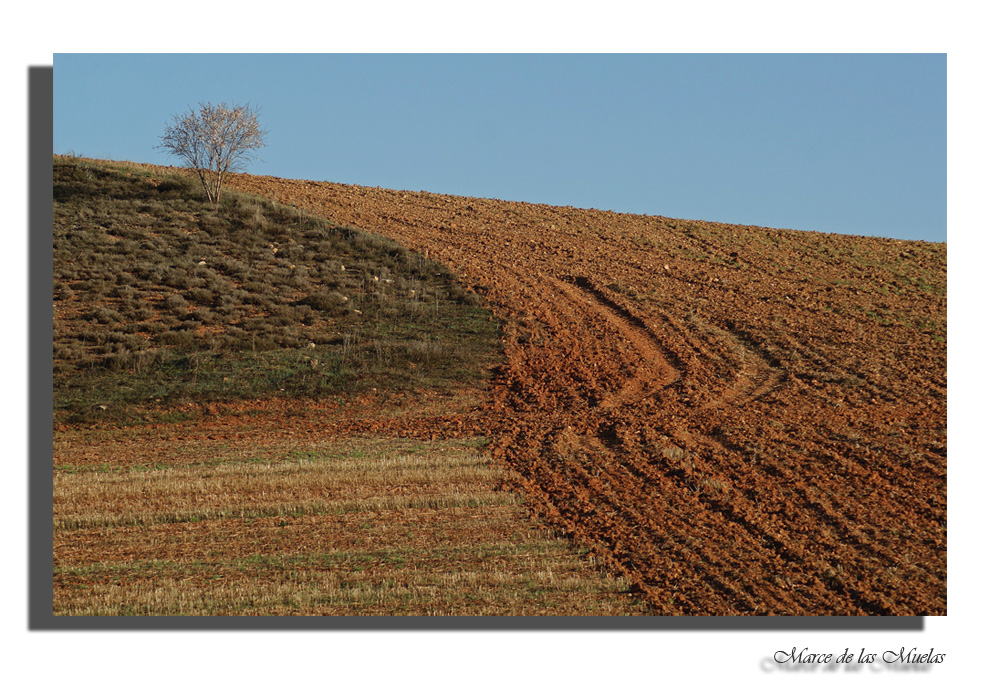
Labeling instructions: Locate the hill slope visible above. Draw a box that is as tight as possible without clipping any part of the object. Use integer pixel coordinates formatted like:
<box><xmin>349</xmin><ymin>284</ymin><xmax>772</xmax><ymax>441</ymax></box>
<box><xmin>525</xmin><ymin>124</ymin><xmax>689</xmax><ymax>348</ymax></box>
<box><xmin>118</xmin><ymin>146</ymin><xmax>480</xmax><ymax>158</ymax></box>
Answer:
<box><xmin>52</xmin><ymin>157</ymin><xmax>650</xmax><ymax>616</ymax></box>
<box><xmin>53</xmin><ymin>156</ymin><xmax>501</xmax><ymax>424</ymax></box>
<box><xmin>221</xmin><ymin>169</ymin><xmax>947</xmax><ymax>616</ymax></box>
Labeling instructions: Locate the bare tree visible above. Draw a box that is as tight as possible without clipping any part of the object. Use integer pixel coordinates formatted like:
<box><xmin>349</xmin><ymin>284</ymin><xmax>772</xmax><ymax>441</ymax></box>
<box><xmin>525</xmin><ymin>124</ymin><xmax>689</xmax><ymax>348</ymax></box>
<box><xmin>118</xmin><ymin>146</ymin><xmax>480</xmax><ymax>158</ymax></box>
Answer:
<box><xmin>158</xmin><ymin>102</ymin><xmax>266</xmax><ymax>203</ymax></box>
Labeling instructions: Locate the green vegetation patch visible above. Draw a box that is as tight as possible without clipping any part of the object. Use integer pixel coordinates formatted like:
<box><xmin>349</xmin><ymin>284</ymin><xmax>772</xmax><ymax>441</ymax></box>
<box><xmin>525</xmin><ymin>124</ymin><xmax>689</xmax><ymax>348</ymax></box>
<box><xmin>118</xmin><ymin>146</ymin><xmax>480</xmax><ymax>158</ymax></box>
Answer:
<box><xmin>53</xmin><ymin>157</ymin><xmax>503</xmax><ymax>424</ymax></box>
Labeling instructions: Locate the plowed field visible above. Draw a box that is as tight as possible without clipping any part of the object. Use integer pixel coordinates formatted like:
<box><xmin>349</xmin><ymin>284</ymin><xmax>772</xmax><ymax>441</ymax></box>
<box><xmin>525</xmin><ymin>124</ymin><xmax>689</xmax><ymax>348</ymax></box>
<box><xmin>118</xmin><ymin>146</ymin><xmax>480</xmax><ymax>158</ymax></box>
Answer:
<box><xmin>218</xmin><ymin>172</ymin><xmax>947</xmax><ymax>616</ymax></box>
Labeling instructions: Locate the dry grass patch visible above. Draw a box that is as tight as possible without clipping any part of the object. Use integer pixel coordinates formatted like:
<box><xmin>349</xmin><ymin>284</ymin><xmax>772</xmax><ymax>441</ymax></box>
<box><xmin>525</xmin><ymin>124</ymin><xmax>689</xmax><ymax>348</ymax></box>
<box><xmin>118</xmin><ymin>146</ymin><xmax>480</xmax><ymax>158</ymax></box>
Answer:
<box><xmin>54</xmin><ymin>437</ymin><xmax>649</xmax><ymax>616</ymax></box>
<box><xmin>54</xmin><ymin>452</ymin><xmax>511</xmax><ymax>529</ymax></box>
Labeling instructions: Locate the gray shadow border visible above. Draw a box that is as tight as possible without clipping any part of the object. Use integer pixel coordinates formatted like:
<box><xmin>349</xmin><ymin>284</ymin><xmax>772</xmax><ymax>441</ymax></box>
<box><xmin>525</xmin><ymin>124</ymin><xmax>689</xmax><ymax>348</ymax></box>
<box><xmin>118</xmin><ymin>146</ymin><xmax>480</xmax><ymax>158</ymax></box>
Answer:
<box><xmin>29</xmin><ymin>65</ymin><xmax>55</xmax><ymax>630</ymax></box>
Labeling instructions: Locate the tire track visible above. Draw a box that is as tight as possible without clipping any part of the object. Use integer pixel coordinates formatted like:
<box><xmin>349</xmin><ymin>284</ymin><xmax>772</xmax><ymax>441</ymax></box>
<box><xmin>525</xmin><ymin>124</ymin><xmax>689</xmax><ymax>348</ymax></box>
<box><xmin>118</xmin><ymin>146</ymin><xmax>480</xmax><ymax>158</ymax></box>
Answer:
<box><xmin>547</xmin><ymin>276</ymin><xmax>681</xmax><ymax>411</ymax></box>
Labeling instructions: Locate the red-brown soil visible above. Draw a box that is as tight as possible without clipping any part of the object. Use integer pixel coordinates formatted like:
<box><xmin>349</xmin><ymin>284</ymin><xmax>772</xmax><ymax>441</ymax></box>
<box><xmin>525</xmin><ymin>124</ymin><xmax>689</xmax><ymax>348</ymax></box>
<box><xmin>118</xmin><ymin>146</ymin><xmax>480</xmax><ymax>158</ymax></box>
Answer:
<box><xmin>206</xmin><ymin>171</ymin><xmax>945</xmax><ymax>616</ymax></box>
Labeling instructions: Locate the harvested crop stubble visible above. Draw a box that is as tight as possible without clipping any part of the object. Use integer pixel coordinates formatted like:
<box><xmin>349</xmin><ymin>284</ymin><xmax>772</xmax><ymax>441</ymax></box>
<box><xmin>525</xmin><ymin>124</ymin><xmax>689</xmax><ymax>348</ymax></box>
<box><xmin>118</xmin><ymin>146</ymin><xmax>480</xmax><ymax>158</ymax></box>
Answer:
<box><xmin>53</xmin><ymin>437</ymin><xmax>648</xmax><ymax>616</ymax></box>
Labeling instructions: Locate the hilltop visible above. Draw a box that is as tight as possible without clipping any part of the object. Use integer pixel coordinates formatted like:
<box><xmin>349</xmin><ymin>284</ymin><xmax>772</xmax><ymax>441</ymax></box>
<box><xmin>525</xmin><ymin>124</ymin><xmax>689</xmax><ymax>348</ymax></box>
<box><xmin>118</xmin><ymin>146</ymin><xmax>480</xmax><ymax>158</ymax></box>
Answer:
<box><xmin>53</xmin><ymin>156</ymin><xmax>946</xmax><ymax>615</ymax></box>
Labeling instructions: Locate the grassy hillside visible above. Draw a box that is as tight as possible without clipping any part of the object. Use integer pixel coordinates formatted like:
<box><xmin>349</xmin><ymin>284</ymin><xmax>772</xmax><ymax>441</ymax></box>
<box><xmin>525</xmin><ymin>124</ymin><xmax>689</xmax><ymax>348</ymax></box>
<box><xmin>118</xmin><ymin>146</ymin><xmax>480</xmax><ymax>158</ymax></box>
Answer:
<box><xmin>52</xmin><ymin>156</ymin><xmax>649</xmax><ymax>617</ymax></box>
<box><xmin>53</xmin><ymin>156</ymin><xmax>501</xmax><ymax>425</ymax></box>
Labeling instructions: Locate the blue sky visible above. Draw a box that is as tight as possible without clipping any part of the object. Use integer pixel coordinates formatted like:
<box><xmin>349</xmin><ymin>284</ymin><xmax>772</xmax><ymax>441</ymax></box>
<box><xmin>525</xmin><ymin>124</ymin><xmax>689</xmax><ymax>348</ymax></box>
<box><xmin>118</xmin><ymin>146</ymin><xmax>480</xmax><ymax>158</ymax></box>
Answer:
<box><xmin>54</xmin><ymin>53</ymin><xmax>946</xmax><ymax>242</ymax></box>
